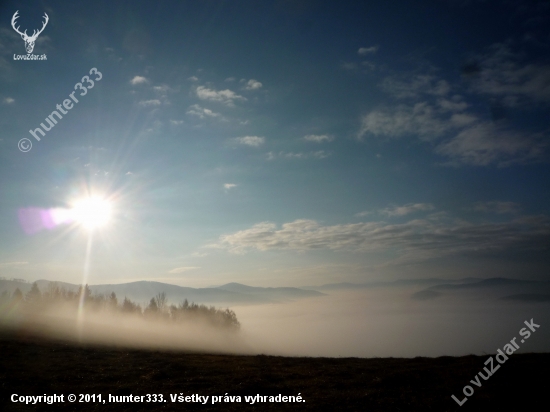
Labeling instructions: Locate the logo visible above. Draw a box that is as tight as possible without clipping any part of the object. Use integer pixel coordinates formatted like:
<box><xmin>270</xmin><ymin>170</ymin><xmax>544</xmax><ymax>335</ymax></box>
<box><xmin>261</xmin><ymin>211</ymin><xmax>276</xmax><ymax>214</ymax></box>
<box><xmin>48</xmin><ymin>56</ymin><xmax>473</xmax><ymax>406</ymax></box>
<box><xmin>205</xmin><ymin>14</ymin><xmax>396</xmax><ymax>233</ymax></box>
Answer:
<box><xmin>11</xmin><ymin>10</ymin><xmax>48</xmax><ymax>60</ymax></box>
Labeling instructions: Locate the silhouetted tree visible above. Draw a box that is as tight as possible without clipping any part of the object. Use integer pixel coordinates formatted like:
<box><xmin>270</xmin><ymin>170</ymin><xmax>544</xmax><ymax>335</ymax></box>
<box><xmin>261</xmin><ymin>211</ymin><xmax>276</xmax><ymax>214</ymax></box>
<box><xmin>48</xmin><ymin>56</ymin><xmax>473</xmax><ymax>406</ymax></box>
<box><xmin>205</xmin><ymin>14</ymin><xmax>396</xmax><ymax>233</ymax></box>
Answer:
<box><xmin>25</xmin><ymin>282</ymin><xmax>42</xmax><ymax>302</ymax></box>
<box><xmin>12</xmin><ymin>288</ymin><xmax>23</xmax><ymax>301</ymax></box>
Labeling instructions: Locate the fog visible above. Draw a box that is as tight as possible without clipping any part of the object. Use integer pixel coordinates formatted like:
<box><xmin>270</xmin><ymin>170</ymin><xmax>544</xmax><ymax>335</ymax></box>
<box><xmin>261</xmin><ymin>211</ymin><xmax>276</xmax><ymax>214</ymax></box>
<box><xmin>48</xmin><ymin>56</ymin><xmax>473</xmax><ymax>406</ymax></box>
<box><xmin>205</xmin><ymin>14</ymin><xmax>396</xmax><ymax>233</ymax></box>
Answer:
<box><xmin>2</xmin><ymin>287</ymin><xmax>549</xmax><ymax>358</ymax></box>
<box><xmin>233</xmin><ymin>288</ymin><xmax>550</xmax><ymax>357</ymax></box>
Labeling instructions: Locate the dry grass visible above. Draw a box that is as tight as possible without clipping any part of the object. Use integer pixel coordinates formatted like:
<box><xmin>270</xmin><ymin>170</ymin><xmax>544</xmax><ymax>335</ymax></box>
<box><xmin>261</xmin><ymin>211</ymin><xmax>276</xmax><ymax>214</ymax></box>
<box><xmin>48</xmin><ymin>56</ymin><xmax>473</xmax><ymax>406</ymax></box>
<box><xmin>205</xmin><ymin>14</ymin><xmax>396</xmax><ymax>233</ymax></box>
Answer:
<box><xmin>0</xmin><ymin>329</ymin><xmax>547</xmax><ymax>411</ymax></box>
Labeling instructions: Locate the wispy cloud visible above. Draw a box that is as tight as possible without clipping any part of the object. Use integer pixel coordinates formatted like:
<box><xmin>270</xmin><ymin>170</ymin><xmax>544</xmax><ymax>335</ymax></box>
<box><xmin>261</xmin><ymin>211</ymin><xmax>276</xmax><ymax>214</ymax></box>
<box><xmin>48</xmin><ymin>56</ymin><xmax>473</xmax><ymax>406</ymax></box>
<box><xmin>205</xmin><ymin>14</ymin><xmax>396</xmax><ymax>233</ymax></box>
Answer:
<box><xmin>471</xmin><ymin>201</ymin><xmax>521</xmax><ymax>214</ymax></box>
<box><xmin>435</xmin><ymin>122</ymin><xmax>547</xmax><ymax>167</ymax></box>
<box><xmin>232</xmin><ymin>136</ymin><xmax>265</xmax><ymax>147</ymax></box>
<box><xmin>3</xmin><ymin>97</ymin><xmax>14</xmax><ymax>104</ymax></box>
<box><xmin>466</xmin><ymin>43</ymin><xmax>550</xmax><ymax>106</ymax></box>
<box><xmin>0</xmin><ymin>261</ymin><xmax>28</xmax><ymax>268</ymax></box>
<box><xmin>186</xmin><ymin>104</ymin><xmax>221</xmax><ymax>119</ymax></box>
<box><xmin>381</xmin><ymin>74</ymin><xmax>451</xmax><ymax>99</ymax></box>
<box><xmin>267</xmin><ymin>150</ymin><xmax>330</xmax><ymax>160</ymax></box>
<box><xmin>303</xmin><ymin>134</ymin><xmax>334</xmax><ymax>143</ymax></box>
<box><xmin>380</xmin><ymin>203</ymin><xmax>435</xmax><ymax>217</ymax></box>
<box><xmin>167</xmin><ymin>266</ymin><xmax>200</xmax><ymax>274</ymax></box>
<box><xmin>213</xmin><ymin>214</ymin><xmax>550</xmax><ymax>263</ymax></box>
<box><xmin>170</xmin><ymin>119</ymin><xmax>184</xmax><ymax>125</ymax></box>
<box><xmin>224</xmin><ymin>183</ymin><xmax>237</xmax><ymax>191</ymax></box>
<box><xmin>139</xmin><ymin>99</ymin><xmax>162</xmax><ymax>107</ymax></box>
<box><xmin>196</xmin><ymin>86</ymin><xmax>246</xmax><ymax>106</ymax></box>
<box><xmin>130</xmin><ymin>75</ymin><xmax>148</xmax><ymax>85</ymax></box>
<box><xmin>358</xmin><ymin>46</ymin><xmax>379</xmax><ymax>55</ymax></box>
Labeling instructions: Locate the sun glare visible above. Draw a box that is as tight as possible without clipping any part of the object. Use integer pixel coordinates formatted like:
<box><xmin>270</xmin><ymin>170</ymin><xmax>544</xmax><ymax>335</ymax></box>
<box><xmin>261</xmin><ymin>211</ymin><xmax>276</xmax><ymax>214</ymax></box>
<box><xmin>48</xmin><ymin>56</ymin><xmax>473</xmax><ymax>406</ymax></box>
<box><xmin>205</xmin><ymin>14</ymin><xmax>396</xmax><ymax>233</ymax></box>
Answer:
<box><xmin>71</xmin><ymin>197</ymin><xmax>112</xmax><ymax>230</ymax></box>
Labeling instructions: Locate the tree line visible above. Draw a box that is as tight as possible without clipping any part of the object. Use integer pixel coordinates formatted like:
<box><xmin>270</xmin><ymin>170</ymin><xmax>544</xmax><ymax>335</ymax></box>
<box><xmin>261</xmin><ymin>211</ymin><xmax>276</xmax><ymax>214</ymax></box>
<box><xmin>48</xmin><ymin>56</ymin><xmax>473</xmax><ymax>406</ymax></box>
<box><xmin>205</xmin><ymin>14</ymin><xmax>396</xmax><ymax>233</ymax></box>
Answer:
<box><xmin>0</xmin><ymin>282</ymin><xmax>240</xmax><ymax>330</ymax></box>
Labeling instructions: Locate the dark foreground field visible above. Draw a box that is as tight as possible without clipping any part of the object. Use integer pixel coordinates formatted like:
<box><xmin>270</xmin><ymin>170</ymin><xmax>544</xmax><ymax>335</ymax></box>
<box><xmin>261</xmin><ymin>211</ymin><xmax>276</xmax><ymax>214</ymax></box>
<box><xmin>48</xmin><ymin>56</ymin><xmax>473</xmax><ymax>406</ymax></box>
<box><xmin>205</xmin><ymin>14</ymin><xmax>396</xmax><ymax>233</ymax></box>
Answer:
<box><xmin>0</xmin><ymin>330</ymin><xmax>547</xmax><ymax>411</ymax></box>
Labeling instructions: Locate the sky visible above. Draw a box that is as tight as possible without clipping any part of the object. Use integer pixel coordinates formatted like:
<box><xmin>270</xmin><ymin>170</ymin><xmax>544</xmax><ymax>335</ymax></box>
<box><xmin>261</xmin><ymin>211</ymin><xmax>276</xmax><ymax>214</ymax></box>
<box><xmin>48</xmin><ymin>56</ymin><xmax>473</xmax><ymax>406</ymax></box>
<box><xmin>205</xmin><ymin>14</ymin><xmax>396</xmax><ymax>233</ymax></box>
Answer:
<box><xmin>0</xmin><ymin>0</ymin><xmax>549</xmax><ymax>288</ymax></box>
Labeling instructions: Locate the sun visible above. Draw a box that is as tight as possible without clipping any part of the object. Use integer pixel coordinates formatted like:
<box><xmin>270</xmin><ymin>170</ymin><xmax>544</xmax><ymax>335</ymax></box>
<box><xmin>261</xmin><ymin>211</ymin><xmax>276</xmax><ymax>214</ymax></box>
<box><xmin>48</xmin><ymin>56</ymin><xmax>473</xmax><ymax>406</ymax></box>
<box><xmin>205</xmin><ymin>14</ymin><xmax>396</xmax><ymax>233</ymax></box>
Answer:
<box><xmin>71</xmin><ymin>196</ymin><xmax>112</xmax><ymax>230</ymax></box>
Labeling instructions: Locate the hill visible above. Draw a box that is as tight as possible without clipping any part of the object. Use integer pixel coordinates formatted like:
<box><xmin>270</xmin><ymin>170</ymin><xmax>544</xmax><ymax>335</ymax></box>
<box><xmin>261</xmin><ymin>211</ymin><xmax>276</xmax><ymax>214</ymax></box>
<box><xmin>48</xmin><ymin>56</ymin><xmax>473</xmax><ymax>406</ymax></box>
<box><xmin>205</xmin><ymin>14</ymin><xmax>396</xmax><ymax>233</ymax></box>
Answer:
<box><xmin>0</xmin><ymin>279</ymin><xmax>324</xmax><ymax>306</ymax></box>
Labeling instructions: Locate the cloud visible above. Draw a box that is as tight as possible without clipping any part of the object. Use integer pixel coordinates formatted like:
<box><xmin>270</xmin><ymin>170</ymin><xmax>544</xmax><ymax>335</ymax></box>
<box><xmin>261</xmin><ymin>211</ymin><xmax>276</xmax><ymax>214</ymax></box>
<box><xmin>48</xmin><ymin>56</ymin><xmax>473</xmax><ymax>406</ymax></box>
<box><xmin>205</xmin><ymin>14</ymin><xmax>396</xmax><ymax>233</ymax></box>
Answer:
<box><xmin>3</xmin><ymin>97</ymin><xmax>14</xmax><ymax>104</ymax></box>
<box><xmin>358</xmin><ymin>46</ymin><xmax>379</xmax><ymax>55</ymax></box>
<box><xmin>380</xmin><ymin>203</ymin><xmax>435</xmax><ymax>217</ymax></box>
<box><xmin>170</xmin><ymin>119</ymin><xmax>184</xmax><ymax>125</ymax></box>
<box><xmin>245</xmin><ymin>79</ymin><xmax>263</xmax><ymax>90</ymax></box>
<box><xmin>303</xmin><ymin>134</ymin><xmax>334</xmax><ymax>143</ymax></box>
<box><xmin>232</xmin><ymin>136</ymin><xmax>265</xmax><ymax>147</ymax></box>
<box><xmin>381</xmin><ymin>74</ymin><xmax>451</xmax><ymax>99</ymax></box>
<box><xmin>341</xmin><ymin>62</ymin><xmax>358</xmax><ymax>71</ymax></box>
<box><xmin>0</xmin><ymin>261</ymin><xmax>28</xmax><ymax>268</ymax></box>
<box><xmin>358</xmin><ymin>102</ymin><xmax>456</xmax><ymax>141</ymax></box>
<box><xmin>355</xmin><ymin>211</ymin><xmax>371</xmax><ymax>217</ymax></box>
<box><xmin>187</xmin><ymin>76</ymin><xmax>199</xmax><ymax>82</ymax></box>
<box><xmin>130</xmin><ymin>76</ymin><xmax>148</xmax><ymax>85</ymax></box>
<box><xmin>267</xmin><ymin>150</ymin><xmax>331</xmax><ymax>160</ymax></box>
<box><xmin>167</xmin><ymin>267</ymin><xmax>200</xmax><ymax>274</ymax></box>
<box><xmin>196</xmin><ymin>86</ymin><xmax>246</xmax><ymax>106</ymax></box>
<box><xmin>467</xmin><ymin>43</ymin><xmax>550</xmax><ymax>105</ymax></box>
<box><xmin>435</xmin><ymin>122</ymin><xmax>547</xmax><ymax>166</ymax></box>
<box><xmin>224</xmin><ymin>183</ymin><xmax>237</xmax><ymax>191</ymax></box>
<box><xmin>471</xmin><ymin>201</ymin><xmax>521</xmax><ymax>214</ymax></box>
<box><xmin>358</xmin><ymin>98</ymin><xmax>546</xmax><ymax>166</ymax></box>
<box><xmin>213</xmin><ymin>214</ymin><xmax>550</xmax><ymax>262</ymax></box>
<box><xmin>186</xmin><ymin>104</ymin><xmax>221</xmax><ymax>119</ymax></box>
<box><xmin>138</xmin><ymin>99</ymin><xmax>161</xmax><ymax>107</ymax></box>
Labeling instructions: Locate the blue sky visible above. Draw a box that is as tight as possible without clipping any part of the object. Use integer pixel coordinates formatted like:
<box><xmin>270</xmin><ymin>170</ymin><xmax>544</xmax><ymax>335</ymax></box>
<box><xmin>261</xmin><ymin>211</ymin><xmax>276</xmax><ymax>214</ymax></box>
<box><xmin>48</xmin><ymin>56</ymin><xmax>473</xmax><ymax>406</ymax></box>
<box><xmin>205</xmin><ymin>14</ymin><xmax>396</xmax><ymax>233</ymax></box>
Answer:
<box><xmin>0</xmin><ymin>0</ymin><xmax>549</xmax><ymax>287</ymax></box>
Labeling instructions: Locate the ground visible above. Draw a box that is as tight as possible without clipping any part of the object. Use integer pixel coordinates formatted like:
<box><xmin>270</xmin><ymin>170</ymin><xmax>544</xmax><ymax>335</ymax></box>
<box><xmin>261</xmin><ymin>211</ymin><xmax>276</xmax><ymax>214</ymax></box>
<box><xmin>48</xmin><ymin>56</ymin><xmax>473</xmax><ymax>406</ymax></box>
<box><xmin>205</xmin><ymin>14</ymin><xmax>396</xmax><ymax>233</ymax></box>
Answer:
<box><xmin>0</xmin><ymin>330</ymin><xmax>547</xmax><ymax>411</ymax></box>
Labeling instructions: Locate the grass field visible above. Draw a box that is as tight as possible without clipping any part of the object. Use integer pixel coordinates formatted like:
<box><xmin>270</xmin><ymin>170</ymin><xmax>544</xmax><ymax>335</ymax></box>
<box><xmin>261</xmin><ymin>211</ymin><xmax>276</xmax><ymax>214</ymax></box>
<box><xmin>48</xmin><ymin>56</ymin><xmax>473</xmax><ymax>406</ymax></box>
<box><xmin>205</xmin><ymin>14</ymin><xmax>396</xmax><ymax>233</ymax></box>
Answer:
<box><xmin>0</xmin><ymin>330</ymin><xmax>547</xmax><ymax>411</ymax></box>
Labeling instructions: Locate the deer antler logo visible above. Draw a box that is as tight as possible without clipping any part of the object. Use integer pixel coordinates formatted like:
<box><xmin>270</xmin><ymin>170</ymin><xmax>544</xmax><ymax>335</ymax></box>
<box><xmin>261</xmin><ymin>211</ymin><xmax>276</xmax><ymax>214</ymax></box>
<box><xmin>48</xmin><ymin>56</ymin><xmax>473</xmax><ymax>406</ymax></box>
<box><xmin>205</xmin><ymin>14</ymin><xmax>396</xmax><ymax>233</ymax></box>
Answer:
<box><xmin>11</xmin><ymin>10</ymin><xmax>49</xmax><ymax>54</ymax></box>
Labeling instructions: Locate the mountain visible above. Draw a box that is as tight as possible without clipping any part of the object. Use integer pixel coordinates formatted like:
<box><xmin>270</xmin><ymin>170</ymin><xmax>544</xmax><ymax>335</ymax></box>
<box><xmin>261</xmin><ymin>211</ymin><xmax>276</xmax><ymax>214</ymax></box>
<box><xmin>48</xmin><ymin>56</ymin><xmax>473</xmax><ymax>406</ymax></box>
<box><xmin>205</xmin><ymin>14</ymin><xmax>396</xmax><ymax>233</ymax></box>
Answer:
<box><xmin>0</xmin><ymin>279</ymin><xmax>324</xmax><ymax>306</ymax></box>
<box><xmin>305</xmin><ymin>277</ymin><xmax>482</xmax><ymax>291</ymax></box>
<box><xmin>216</xmin><ymin>282</ymin><xmax>324</xmax><ymax>299</ymax></box>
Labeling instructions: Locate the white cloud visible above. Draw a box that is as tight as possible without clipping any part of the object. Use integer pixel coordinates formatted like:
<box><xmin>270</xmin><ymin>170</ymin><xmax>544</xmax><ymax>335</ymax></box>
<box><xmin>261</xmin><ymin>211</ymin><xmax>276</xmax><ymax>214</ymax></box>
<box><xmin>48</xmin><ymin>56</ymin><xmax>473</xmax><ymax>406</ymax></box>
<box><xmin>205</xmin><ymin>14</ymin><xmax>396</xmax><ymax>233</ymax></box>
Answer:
<box><xmin>168</xmin><ymin>266</ymin><xmax>200</xmax><ymax>274</ymax></box>
<box><xmin>170</xmin><ymin>119</ymin><xmax>184</xmax><ymax>125</ymax></box>
<box><xmin>3</xmin><ymin>97</ymin><xmax>14</xmax><ymax>104</ymax></box>
<box><xmin>224</xmin><ymin>183</ymin><xmax>237</xmax><ymax>190</ymax></box>
<box><xmin>138</xmin><ymin>99</ymin><xmax>161</xmax><ymax>107</ymax></box>
<box><xmin>187</xmin><ymin>76</ymin><xmax>199</xmax><ymax>82</ymax></box>
<box><xmin>245</xmin><ymin>79</ymin><xmax>263</xmax><ymax>90</ymax></box>
<box><xmin>267</xmin><ymin>151</ymin><xmax>331</xmax><ymax>160</ymax></box>
<box><xmin>380</xmin><ymin>203</ymin><xmax>435</xmax><ymax>217</ymax></box>
<box><xmin>186</xmin><ymin>104</ymin><xmax>221</xmax><ymax>119</ymax></box>
<box><xmin>213</xmin><ymin>215</ymin><xmax>550</xmax><ymax>262</ymax></box>
<box><xmin>196</xmin><ymin>86</ymin><xmax>246</xmax><ymax>106</ymax></box>
<box><xmin>304</xmin><ymin>134</ymin><xmax>334</xmax><ymax>143</ymax></box>
<box><xmin>355</xmin><ymin>211</ymin><xmax>371</xmax><ymax>217</ymax></box>
<box><xmin>225</xmin><ymin>77</ymin><xmax>236</xmax><ymax>82</ymax></box>
<box><xmin>130</xmin><ymin>76</ymin><xmax>148</xmax><ymax>85</ymax></box>
<box><xmin>358</xmin><ymin>46</ymin><xmax>379</xmax><ymax>55</ymax></box>
<box><xmin>232</xmin><ymin>136</ymin><xmax>265</xmax><ymax>147</ymax></box>
<box><xmin>471</xmin><ymin>201</ymin><xmax>521</xmax><ymax>215</ymax></box>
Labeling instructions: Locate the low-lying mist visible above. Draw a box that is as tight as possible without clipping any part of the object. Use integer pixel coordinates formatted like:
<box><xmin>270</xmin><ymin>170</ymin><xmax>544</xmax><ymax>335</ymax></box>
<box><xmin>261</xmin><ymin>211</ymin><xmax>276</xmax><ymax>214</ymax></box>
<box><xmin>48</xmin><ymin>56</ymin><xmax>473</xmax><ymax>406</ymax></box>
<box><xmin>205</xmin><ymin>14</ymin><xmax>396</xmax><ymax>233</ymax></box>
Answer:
<box><xmin>234</xmin><ymin>288</ymin><xmax>550</xmax><ymax>357</ymax></box>
<box><xmin>2</xmin><ymin>286</ymin><xmax>549</xmax><ymax>357</ymax></box>
<box><xmin>0</xmin><ymin>300</ymin><xmax>249</xmax><ymax>354</ymax></box>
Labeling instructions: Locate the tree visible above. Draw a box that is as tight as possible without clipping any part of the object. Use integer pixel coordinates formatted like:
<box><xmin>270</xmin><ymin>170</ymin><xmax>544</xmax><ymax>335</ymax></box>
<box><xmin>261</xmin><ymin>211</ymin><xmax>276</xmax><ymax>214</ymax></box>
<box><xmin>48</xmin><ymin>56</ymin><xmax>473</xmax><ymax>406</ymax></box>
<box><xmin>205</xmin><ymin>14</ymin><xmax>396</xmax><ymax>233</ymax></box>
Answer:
<box><xmin>12</xmin><ymin>288</ymin><xmax>23</xmax><ymax>301</ymax></box>
<box><xmin>25</xmin><ymin>282</ymin><xmax>42</xmax><ymax>302</ymax></box>
<box><xmin>155</xmin><ymin>292</ymin><xmax>167</xmax><ymax>312</ymax></box>
<box><xmin>108</xmin><ymin>292</ymin><xmax>118</xmax><ymax>307</ymax></box>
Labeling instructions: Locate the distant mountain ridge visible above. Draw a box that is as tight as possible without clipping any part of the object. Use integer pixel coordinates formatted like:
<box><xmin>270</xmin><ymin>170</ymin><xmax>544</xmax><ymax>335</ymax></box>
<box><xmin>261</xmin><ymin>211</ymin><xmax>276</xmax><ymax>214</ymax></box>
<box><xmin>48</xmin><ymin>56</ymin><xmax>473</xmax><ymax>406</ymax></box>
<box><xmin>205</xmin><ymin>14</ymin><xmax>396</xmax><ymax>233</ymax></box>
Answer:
<box><xmin>0</xmin><ymin>279</ymin><xmax>324</xmax><ymax>306</ymax></box>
